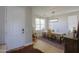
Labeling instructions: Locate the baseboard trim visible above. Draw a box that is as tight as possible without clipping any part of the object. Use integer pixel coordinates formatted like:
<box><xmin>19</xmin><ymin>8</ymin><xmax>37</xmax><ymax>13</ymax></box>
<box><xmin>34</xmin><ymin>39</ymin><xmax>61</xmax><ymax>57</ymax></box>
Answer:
<box><xmin>0</xmin><ymin>43</ymin><xmax>6</xmax><ymax>45</ymax></box>
<box><xmin>6</xmin><ymin>42</ymin><xmax>33</xmax><ymax>53</ymax></box>
<box><xmin>23</xmin><ymin>42</ymin><xmax>33</xmax><ymax>47</ymax></box>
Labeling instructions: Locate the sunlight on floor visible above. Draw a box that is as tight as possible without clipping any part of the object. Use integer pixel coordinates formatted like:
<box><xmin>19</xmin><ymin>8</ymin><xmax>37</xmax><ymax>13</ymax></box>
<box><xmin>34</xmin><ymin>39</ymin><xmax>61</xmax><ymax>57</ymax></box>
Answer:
<box><xmin>33</xmin><ymin>39</ymin><xmax>64</xmax><ymax>53</ymax></box>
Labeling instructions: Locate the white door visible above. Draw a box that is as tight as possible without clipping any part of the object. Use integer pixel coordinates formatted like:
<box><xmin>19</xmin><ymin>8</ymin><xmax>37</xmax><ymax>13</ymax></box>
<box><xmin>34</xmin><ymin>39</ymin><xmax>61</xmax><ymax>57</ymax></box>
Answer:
<box><xmin>5</xmin><ymin>7</ymin><xmax>26</xmax><ymax>50</ymax></box>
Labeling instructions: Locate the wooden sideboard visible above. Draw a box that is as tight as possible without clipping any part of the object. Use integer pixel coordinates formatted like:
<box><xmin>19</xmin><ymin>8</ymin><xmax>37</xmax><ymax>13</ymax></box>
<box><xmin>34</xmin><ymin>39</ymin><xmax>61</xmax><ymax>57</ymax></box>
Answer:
<box><xmin>64</xmin><ymin>37</ymin><xmax>79</xmax><ymax>53</ymax></box>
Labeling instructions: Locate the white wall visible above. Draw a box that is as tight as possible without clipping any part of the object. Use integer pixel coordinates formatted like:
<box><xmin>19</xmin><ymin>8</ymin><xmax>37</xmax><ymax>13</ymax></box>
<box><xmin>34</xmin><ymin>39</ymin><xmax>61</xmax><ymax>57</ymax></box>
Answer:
<box><xmin>48</xmin><ymin>16</ymin><xmax>68</xmax><ymax>34</ymax></box>
<box><xmin>25</xmin><ymin>7</ymin><xmax>32</xmax><ymax>44</ymax></box>
<box><xmin>47</xmin><ymin>11</ymin><xmax>79</xmax><ymax>34</ymax></box>
<box><xmin>5</xmin><ymin>7</ymin><xmax>32</xmax><ymax>50</ymax></box>
<box><xmin>0</xmin><ymin>7</ymin><xmax>5</xmax><ymax>44</ymax></box>
<box><xmin>32</xmin><ymin>15</ymin><xmax>68</xmax><ymax>35</ymax></box>
<box><xmin>32</xmin><ymin>11</ymin><xmax>79</xmax><ymax>35</ymax></box>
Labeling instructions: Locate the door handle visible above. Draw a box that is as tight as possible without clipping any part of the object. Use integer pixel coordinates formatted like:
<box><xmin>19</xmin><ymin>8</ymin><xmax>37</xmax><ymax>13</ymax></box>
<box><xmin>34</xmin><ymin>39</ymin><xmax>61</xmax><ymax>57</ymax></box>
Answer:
<box><xmin>22</xmin><ymin>28</ymin><xmax>24</xmax><ymax>34</ymax></box>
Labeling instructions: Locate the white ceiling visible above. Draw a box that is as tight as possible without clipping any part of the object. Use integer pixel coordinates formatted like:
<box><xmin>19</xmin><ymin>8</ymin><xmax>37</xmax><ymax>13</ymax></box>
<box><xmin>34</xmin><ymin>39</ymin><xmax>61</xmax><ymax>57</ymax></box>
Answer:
<box><xmin>32</xmin><ymin>6</ymin><xmax>79</xmax><ymax>17</ymax></box>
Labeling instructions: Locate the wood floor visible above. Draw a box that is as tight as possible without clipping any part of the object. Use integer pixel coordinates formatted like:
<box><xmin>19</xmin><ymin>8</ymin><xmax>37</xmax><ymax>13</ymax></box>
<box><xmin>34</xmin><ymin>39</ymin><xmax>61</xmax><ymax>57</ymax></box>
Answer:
<box><xmin>6</xmin><ymin>38</ymin><xmax>64</xmax><ymax>53</ymax></box>
<box><xmin>6</xmin><ymin>45</ymin><xmax>43</xmax><ymax>53</ymax></box>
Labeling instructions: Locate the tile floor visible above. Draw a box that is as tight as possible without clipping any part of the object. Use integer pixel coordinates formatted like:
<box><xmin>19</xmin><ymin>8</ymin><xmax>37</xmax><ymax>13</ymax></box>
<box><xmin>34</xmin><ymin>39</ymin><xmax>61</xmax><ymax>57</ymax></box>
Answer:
<box><xmin>33</xmin><ymin>39</ymin><xmax>64</xmax><ymax>53</ymax></box>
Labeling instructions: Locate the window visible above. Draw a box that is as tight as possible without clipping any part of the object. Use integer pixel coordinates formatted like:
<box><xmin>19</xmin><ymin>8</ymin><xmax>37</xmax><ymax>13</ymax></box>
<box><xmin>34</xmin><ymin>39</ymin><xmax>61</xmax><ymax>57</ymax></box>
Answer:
<box><xmin>35</xmin><ymin>18</ymin><xmax>45</xmax><ymax>30</ymax></box>
<box><xmin>49</xmin><ymin>19</ymin><xmax>58</xmax><ymax>30</ymax></box>
<box><xmin>68</xmin><ymin>15</ymin><xmax>78</xmax><ymax>32</ymax></box>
